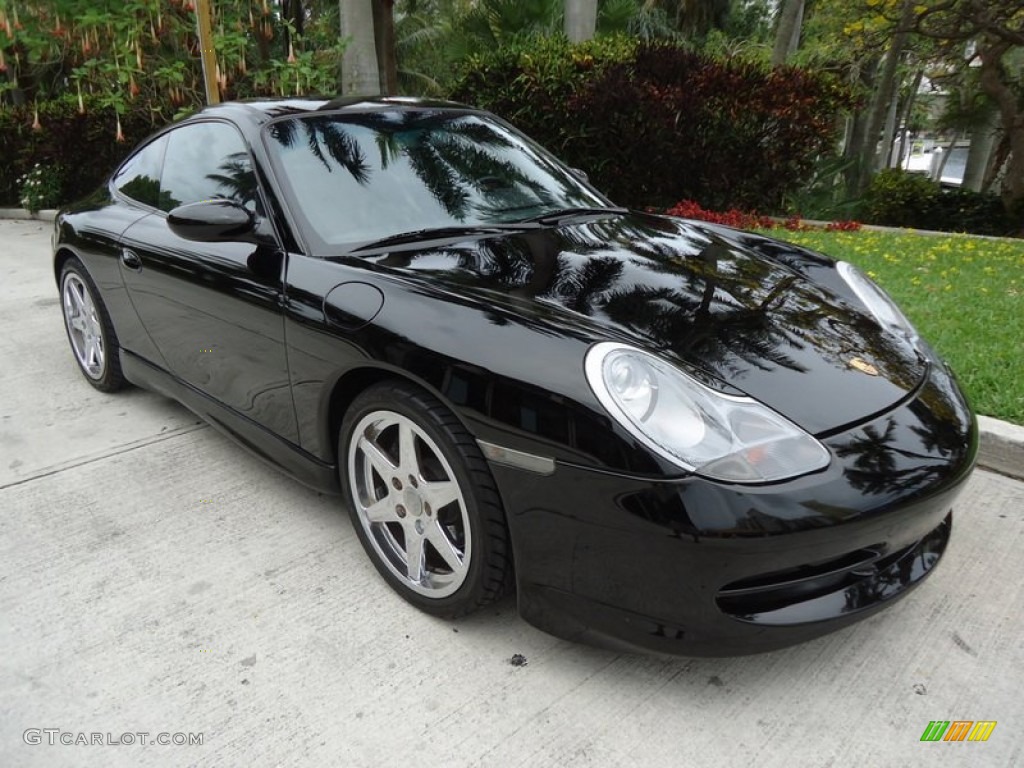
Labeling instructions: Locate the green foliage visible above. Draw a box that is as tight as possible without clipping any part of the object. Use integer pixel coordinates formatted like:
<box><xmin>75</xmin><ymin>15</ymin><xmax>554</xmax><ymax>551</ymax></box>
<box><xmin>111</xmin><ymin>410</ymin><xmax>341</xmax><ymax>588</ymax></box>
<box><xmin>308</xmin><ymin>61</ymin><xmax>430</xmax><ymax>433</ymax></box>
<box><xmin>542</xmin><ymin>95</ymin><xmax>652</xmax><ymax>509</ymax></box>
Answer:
<box><xmin>860</xmin><ymin>169</ymin><xmax>1016</xmax><ymax>236</ymax></box>
<box><xmin>0</xmin><ymin>97</ymin><xmax>157</xmax><ymax>206</ymax></box>
<box><xmin>0</xmin><ymin>1</ymin><xmax>345</xmax><ymax>111</ymax></box>
<box><xmin>0</xmin><ymin>1</ymin><xmax>348</xmax><ymax>206</ymax></box>
<box><xmin>782</xmin><ymin>153</ymin><xmax>863</xmax><ymax>220</ymax></box>
<box><xmin>860</xmin><ymin>168</ymin><xmax>939</xmax><ymax>224</ymax></box>
<box><xmin>395</xmin><ymin>0</ymin><xmax>680</xmax><ymax>95</ymax></box>
<box><xmin>18</xmin><ymin>162</ymin><xmax>63</xmax><ymax>212</ymax></box>
<box><xmin>452</xmin><ymin>38</ymin><xmax>856</xmax><ymax>211</ymax></box>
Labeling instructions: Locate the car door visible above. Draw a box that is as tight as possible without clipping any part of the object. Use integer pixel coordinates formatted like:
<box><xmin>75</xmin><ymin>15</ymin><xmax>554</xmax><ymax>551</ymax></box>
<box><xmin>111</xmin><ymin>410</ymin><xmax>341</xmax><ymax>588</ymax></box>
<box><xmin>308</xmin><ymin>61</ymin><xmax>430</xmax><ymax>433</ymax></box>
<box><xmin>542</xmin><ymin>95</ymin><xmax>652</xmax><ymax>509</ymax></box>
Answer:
<box><xmin>118</xmin><ymin>120</ymin><xmax>298</xmax><ymax>443</ymax></box>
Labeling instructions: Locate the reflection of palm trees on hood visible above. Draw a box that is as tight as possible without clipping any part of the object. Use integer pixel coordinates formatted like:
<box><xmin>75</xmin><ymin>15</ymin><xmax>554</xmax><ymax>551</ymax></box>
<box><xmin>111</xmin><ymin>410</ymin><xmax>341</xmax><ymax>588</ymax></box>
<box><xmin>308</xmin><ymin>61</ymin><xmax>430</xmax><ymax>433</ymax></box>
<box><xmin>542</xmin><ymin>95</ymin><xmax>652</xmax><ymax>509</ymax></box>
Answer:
<box><xmin>600</xmin><ymin>227</ymin><xmax>920</xmax><ymax>387</ymax></box>
<box><xmin>553</xmin><ymin>256</ymin><xmax>625</xmax><ymax>315</ymax></box>
<box><xmin>601</xmin><ymin>239</ymin><xmax>808</xmax><ymax>376</ymax></box>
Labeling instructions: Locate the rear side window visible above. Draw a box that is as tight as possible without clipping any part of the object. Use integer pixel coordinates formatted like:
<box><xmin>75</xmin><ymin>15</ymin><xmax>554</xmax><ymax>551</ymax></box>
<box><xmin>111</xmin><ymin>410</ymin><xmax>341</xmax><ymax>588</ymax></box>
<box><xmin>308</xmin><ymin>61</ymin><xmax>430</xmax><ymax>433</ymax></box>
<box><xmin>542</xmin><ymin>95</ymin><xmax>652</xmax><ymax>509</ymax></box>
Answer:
<box><xmin>159</xmin><ymin>122</ymin><xmax>258</xmax><ymax>212</ymax></box>
<box><xmin>112</xmin><ymin>135</ymin><xmax>168</xmax><ymax>208</ymax></box>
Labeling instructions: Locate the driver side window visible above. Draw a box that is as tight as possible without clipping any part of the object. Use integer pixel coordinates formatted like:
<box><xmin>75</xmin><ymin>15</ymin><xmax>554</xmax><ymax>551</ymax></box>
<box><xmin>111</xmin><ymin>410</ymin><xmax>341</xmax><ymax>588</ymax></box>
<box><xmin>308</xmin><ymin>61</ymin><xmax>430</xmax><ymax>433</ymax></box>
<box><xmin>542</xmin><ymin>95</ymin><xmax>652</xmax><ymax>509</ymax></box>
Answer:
<box><xmin>112</xmin><ymin>135</ymin><xmax>168</xmax><ymax>209</ymax></box>
<box><xmin>159</xmin><ymin>122</ymin><xmax>261</xmax><ymax>214</ymax></box>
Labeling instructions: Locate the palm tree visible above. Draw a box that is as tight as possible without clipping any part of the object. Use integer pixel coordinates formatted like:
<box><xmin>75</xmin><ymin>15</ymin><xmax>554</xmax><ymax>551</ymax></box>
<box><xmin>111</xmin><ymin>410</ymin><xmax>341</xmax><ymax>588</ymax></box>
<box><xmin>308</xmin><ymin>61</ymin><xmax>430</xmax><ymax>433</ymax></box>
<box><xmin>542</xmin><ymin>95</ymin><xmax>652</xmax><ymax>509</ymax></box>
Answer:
<box><xmin>565</xmin><ymin>0</ymin><xmax>598</xmax><ymax>41</ymax></box>
<box><xmin>340</xmin><ymin>0</ymin><xmax>380</xmax><ymax>94</ymax></box>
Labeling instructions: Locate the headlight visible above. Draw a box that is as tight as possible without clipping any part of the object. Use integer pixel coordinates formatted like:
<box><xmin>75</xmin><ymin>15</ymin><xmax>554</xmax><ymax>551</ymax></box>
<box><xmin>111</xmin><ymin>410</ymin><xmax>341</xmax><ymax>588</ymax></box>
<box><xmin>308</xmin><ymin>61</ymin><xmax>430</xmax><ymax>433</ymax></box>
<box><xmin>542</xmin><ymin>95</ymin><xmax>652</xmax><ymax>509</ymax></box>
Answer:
<box><xmin>585</xmin><ymin>343</ymin><xmax>830</xmax><ymax>483</ymax></box>
<box><xmin>837</xmin><ymin>261</ymin><xmax>918</xmax><ymax>344</ymax></box>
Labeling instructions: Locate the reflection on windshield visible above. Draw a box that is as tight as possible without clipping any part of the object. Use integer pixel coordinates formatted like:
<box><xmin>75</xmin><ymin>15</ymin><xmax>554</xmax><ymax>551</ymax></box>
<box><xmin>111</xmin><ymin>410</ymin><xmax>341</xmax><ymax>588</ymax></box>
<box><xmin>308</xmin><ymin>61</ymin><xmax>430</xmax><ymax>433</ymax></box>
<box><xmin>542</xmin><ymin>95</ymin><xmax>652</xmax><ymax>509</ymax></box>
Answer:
<box><xmin>265</xmin><ymin>111</ymin><xmax>606</xmax><ymax>247</ymax></box>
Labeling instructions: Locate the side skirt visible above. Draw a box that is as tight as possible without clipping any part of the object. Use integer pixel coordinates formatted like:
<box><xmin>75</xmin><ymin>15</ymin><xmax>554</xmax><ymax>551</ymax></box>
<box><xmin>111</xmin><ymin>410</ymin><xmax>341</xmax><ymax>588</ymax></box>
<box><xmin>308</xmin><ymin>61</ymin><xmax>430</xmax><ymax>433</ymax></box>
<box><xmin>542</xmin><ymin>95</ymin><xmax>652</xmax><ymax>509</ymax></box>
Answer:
<box><xmin>121</xmin><ymin>350</ymin><xmax>341</xmax><ymax>495</ymax></box>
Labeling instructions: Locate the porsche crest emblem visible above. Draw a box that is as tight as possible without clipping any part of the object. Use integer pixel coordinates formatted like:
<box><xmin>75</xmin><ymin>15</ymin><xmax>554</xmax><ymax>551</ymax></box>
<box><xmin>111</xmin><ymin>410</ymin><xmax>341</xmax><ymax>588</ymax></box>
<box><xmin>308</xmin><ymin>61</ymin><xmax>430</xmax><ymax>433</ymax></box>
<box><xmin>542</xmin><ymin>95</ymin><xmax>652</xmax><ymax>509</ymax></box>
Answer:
<box><xmin>848</xmin><ymin>357</ymin><xmax>879</xmax><ymax>376</ymax></box>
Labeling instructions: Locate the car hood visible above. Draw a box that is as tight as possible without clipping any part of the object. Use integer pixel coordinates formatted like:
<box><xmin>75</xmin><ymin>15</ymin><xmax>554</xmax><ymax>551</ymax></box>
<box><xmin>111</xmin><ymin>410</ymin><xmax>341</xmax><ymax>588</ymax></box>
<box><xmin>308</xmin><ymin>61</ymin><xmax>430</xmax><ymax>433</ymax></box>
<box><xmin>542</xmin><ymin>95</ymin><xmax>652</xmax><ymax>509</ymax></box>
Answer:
<box><xmin>358</xmin><ymin>212</ymin><xmax>927</xmax><ymax>435</ymax></box>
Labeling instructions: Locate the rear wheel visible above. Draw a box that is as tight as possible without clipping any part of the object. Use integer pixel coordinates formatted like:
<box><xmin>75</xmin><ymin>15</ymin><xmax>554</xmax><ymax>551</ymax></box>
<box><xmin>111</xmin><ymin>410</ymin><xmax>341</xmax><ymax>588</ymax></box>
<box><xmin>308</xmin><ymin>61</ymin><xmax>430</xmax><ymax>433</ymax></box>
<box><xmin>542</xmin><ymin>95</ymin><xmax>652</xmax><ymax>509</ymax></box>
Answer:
<box><xmin>339</xmin><ymin>381</ymin><xmax>513</xmax><ymax>618</ymax></box>
<box><xmin>59</xmin><ymin>258</ymin><xmax>126</xmax><ymax>392</ymax></box>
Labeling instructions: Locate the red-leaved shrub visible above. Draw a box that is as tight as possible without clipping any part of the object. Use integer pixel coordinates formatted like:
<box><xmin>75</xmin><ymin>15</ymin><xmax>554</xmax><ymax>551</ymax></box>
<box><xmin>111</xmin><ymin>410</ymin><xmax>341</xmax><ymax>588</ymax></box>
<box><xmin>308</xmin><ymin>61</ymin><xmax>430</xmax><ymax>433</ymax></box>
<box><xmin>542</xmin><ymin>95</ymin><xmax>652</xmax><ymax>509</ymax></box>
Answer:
<box><xmin>666</xmin><ymin>199</ymin><xmax>862</xmax><ymax>232</ymax></box>
<box><xmin>453</xmin><ymin>39</ymin><xmax>857</xmax><ymax>212</ymax></box>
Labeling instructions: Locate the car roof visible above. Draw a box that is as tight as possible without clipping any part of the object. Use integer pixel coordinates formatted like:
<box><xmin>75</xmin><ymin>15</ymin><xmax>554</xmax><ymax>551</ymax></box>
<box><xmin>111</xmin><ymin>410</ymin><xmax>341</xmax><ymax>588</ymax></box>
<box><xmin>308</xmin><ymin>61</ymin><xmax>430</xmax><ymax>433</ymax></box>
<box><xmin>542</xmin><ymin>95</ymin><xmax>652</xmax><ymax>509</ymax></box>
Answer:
<box><xmin>193</xmin><ymin>96</ymin><xmax>479</xmax><ymax>131</ymax></box>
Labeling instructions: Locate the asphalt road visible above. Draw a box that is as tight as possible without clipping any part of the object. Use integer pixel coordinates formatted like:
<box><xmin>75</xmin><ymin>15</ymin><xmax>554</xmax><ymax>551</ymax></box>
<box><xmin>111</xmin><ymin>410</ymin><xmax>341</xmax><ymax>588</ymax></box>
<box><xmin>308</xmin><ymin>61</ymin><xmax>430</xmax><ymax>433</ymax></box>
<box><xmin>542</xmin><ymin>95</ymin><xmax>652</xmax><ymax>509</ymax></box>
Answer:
<box><xmin>1</xmin><ymin>218</ymin><xmax>1022</xmax><ymax>767</ymax></box>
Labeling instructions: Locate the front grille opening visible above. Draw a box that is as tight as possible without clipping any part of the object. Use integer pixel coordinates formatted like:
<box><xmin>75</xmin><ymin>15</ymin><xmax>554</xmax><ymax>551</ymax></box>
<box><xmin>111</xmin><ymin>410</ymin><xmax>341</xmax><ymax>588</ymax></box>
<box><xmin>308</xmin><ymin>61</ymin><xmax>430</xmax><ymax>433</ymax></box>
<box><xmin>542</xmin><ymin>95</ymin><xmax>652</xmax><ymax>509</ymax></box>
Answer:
<box><xmin>716</xmin><ymin>543</ymin><xmax>914</xmax><ymax>618</ymax></box>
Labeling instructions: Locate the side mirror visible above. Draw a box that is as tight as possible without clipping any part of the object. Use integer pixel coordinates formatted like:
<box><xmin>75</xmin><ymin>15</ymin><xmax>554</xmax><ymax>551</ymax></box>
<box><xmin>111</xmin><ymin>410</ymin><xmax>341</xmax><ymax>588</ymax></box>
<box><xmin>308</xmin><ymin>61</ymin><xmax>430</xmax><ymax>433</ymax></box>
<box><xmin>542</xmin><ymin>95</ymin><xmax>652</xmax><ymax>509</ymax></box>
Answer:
<box><xmin>167</xmin><ymin>200</ymin><xmax>256</xmax><ymax>243</ymax></box>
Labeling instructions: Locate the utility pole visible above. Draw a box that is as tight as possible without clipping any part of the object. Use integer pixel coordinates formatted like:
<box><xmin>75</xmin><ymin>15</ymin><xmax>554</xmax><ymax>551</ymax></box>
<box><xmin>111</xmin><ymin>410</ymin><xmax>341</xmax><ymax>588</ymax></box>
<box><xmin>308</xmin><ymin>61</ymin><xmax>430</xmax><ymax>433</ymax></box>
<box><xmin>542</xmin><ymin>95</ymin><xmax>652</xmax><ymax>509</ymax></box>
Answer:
<box><xmin>195</xmin><ymin>0</ymin><xmax>220</xmax><ymax>105</ymax></box>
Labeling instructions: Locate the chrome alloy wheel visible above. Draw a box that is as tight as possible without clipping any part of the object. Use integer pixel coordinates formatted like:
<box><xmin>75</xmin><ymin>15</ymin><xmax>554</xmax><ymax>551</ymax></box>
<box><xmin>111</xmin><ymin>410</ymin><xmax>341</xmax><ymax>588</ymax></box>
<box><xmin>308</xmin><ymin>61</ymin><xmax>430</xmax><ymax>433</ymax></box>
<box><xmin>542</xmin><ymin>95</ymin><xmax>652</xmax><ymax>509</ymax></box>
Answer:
<box><xmin>62</xmin><ymin>272</ymin><xmax>105</xmax><ymax>379</ymax></box>
<box><xmin>348</xmin><ymin>411</ymin><xmax>471</xmax><ymax>598</ymax></box>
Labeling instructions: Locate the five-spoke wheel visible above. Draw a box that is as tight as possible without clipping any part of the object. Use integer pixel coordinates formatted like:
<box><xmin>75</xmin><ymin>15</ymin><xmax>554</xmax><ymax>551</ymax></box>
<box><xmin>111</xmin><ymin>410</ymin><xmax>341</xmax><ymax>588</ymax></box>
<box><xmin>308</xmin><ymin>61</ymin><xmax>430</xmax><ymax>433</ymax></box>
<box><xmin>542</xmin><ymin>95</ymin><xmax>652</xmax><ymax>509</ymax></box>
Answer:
<box><xmin>340</xmin><ymin>381</ymin><xmax>512</xmax><ymax>617</ymax></box>
<box><xmin>59</xmin><ymin>258</ymin><xmax>125</xmax><ymax>392</ymax></box>
<box><xmin>62</xmin><ymin>272</ymin><xmax>104</xmax><ymax>379</ymax></box>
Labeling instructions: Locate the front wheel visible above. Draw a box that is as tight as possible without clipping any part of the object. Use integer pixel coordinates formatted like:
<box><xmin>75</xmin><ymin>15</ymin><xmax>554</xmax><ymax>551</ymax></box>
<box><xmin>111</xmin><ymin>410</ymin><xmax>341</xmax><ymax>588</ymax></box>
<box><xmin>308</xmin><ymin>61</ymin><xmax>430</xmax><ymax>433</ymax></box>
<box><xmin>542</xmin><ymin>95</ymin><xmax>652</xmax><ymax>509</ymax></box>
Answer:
<box><xmin>339</xmin><ymin>381</ymin><xmax>513</xmax><ymax>618</ymax></box>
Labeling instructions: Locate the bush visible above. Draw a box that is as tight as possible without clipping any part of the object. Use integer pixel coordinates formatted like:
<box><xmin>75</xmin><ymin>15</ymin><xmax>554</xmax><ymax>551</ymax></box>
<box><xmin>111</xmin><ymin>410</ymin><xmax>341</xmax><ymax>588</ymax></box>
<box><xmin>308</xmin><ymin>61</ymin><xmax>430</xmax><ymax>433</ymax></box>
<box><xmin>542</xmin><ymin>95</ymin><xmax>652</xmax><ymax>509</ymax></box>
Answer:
<box><xmin>0</xmin><ymin>98</ymin><xmax>164</xmax><ymax>207</ymax></box>
<box><xmin>859</xmin><ymin>169</ymin><xmax>940</xmax><ymax>227</ymax></box>
<box><xmin>18</xmin><ymin>163</ymin><xmax>64</xmax><ymax>212</ymax></box>
<box><xmin>665</xmin><ymin>199</ymin><xmax>774</xmax><ymax>229</ymax></box>
<box><xmin>930</xmin><ymin>187</ymin><xmax>1019</xmax><ymax>237</ymax></box>
<box><xmin>665</xmin><ymin>199</ymin><xmax>862</xmax><ymax>232</ymax></box>
<box><xmin>860</xmin><ymin>169</ymin><xmax>1016</xmax><ymax>237</ymax></box>
<box><xmin>451</xmin><ymin>38</ymin><xmax>856</xmax><ymax>211</ymax></box>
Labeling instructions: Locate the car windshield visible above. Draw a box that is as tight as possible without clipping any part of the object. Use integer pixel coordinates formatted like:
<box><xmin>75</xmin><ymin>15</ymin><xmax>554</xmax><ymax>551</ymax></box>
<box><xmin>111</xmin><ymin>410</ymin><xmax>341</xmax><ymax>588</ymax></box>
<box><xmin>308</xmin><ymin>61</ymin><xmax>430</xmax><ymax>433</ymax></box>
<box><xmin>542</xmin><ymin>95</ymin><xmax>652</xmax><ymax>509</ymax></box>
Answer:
<box><xmin>263</xmin><ymin>110</ymin><xmax>610</xmax><ymax>250</ymax></box>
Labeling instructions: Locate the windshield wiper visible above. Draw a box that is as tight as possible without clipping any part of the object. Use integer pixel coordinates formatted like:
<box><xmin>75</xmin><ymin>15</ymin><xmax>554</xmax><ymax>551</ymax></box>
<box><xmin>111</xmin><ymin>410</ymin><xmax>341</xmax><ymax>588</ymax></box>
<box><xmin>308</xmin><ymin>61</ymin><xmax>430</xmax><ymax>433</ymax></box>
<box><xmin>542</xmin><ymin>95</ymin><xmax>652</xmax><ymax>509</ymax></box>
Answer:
<box><xmin>350</xmin><ymin>224</ymin><xmax>537</xmax><ymax>253</ymax></box>
<box><xmin>518</xmin><ymin>206</ymin><xmax>629</xmax><ymax>226</ymax></box>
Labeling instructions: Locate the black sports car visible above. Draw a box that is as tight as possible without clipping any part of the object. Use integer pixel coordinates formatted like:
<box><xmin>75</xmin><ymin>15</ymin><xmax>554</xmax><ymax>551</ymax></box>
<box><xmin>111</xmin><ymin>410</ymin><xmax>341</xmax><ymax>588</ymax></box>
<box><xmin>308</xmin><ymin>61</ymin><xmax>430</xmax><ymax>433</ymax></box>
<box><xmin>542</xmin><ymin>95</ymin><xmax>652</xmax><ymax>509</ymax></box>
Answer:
<box><xmin>53</xmin><ymin>97</ymin><xmax>977</xmax><ymax>656</ymax></box>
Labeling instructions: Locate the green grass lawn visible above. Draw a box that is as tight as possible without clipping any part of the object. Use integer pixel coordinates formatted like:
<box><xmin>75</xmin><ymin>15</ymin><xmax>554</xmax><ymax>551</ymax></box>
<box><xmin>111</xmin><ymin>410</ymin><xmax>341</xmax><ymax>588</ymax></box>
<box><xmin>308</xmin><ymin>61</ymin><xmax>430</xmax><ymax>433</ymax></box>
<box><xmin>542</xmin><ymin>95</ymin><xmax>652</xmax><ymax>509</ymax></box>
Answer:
<box><xmin>759</xmin><ymin>229</ymin><xmax>1024</xmax><ymax>426</ymax></box>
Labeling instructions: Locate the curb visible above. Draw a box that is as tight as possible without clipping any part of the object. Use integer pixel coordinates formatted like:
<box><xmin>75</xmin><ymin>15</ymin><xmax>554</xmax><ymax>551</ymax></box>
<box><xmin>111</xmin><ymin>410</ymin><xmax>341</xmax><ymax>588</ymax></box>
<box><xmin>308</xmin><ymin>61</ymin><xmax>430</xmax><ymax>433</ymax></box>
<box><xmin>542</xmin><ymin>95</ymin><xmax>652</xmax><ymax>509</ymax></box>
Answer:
<box><xmin>769</xmin><ymin>217</ymin><xmax>1018</xmax><ymax>242</ymax></box>
<box><xmin>977</xmin><ymin>415</ymin><xmax>1024</xmax><ymax>481</ymax></box>
<box><xmin>0</xmin><ymin>208</ymin><xmax>57</xmax><ymax>222</ymax></box>
<box><xmin>2</xmin><ymin>207</ymin><xmax>1021</xmax><ymax>481</ymax></box>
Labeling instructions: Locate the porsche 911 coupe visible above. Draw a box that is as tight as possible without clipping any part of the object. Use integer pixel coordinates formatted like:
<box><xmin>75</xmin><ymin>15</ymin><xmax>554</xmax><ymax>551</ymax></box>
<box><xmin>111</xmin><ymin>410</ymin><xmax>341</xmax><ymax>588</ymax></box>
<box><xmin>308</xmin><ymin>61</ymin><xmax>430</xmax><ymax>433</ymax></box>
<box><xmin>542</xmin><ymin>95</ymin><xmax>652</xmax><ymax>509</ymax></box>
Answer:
<box><xmin>53</xmin><ymin>97</ymin><xmax>977</xmax><ymax>656</ymax></box>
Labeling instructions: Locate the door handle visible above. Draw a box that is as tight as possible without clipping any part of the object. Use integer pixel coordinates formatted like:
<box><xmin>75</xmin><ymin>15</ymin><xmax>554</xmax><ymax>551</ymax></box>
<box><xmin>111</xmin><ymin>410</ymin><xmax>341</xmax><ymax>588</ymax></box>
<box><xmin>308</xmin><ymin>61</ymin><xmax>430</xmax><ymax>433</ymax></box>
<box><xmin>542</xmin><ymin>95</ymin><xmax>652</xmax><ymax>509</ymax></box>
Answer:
<box><xmin>120</xmin><ymin>248</ymin><xmax>142</xmax><ymax>270</ymax></box>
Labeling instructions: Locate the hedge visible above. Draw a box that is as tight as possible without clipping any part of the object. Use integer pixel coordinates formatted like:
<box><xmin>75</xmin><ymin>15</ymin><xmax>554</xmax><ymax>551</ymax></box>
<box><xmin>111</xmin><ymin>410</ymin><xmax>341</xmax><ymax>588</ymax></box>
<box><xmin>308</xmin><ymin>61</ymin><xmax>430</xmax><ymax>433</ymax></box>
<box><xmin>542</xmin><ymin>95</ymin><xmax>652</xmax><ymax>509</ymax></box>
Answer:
<box><xmin>4</xmin><ymin>41</ymin><xmax>855</xmax><ymax>215</ymax></box>
<box><xmin>0</xmin><ymin>99</ymin><xmax>165</xmax><ymax>207</ymax></box>
<box><xmin>860</xmin><ymin>169</ymin><xmax>1018</xmax><ymax>237</ymax></box>
<box><xmin>451</xmin><ymin>38</ymin><xmax>857</xmax><ymax>211</ymax></box>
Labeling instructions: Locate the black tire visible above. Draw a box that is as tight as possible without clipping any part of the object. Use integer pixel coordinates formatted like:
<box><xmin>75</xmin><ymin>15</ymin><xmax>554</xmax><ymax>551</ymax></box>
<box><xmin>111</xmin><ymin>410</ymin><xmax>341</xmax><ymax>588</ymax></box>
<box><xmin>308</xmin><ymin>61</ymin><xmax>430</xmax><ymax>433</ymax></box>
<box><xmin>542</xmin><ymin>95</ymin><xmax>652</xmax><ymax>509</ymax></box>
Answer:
<box><xmin>339</xmin><ymin>380</ymin><xmax>513</xmax><ymax>618</ymax></box>
<box><xmin>59</xmin><ymin>257</ymin><xmax>126</xmax><ymax>392</ymax></box>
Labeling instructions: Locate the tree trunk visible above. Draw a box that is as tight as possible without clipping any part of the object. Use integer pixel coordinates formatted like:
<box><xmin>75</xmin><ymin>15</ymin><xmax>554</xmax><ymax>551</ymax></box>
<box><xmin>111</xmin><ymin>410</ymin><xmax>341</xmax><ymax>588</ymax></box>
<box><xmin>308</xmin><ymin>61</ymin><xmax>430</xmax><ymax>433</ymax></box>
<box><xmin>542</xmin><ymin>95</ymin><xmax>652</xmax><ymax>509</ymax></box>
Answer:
<box><xmin>880</xmin><ymin>76</ymin><xmax>902</xmax><ymax>168</ymax></box>
<box><xmin>976</xmin><ymin>37</ymin><xmax>1022</xmax><ymax>226</ymax></box>
<box><xmin>963</xmin><ymin>101</ymin><xmax>999</xmax><ymax>193</ymax></box>
<box><xmin>771</xmin><ymin>0</ymin><xmax>804</xmax><ymax>67</ymax></box>
<box><xmin>841</xmin><ymin>58</ymin><xmax>878</xmax><ymax>197</ymax></box>
<box><xmin>339</xmin><ymin>0</ymin><xmax>380</xmax><ymax>95</ymax></box>
<box><xmin>843</xmin><ymin>108</ymin><xmax>870</xmax><ymax>198</ymax></box>
<box><xmin>933</xmin><ymin>131</ymin><xmax>960</xmax><ymax>183</ymax></box>
<box><xmin>894</xmin><ymin>68</ymin><xmax>923</xmax><ymax>170</ymax></box>
<box><xmin>565</xmin><ymin>0</ymin><xmax>597</xmax><ymax>43</ymax></box>
<box><xmin>372</xmin><ymin>0</ymin><xmax>398</xmax><ymax>95</ymax></box>
<box><xmin>982</xmin><ymin>133</ymin><xmax>1009</xmax><ymax>195</ymax></box>
<box><xmin>854</xmin><ymin>0</ymin><xmax>914</xmax><ymax>195</ymax></box>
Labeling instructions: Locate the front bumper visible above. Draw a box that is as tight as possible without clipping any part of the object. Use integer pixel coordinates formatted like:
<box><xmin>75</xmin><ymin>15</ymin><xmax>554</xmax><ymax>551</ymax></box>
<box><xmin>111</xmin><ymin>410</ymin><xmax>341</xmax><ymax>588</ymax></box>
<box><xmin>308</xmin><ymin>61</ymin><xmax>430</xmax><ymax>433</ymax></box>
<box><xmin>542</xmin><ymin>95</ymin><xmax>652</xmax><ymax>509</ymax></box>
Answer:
<box><xmin>490</xmin><ymin>363</ymin><xmax>977</xmax><ymax>656</ymax></box>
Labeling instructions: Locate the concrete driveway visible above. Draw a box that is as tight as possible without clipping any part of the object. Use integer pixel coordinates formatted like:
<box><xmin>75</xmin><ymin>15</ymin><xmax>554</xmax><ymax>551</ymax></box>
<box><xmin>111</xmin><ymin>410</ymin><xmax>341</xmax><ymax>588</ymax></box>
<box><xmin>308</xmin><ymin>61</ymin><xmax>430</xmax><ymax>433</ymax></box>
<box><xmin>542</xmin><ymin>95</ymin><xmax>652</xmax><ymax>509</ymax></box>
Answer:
<box><xmin>1</xmin><ymin>218</ymin><xmax>1022</xmax><ymax>767</ymax></box>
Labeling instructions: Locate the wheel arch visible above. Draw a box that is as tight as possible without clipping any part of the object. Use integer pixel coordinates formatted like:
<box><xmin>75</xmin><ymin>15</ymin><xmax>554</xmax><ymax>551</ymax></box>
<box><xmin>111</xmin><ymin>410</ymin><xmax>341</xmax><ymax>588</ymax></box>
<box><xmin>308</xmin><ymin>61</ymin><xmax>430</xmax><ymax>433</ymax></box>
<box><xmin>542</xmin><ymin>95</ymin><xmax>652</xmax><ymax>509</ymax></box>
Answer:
<box><xmin>53</xmin><ymin>245</ymin><xmax>81</xmax><ymax>285</ymax></box>
<box><xmin>321</xmin><ymin>363</ymin><xmax>478</xmax><ymax>468</ymax></box>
